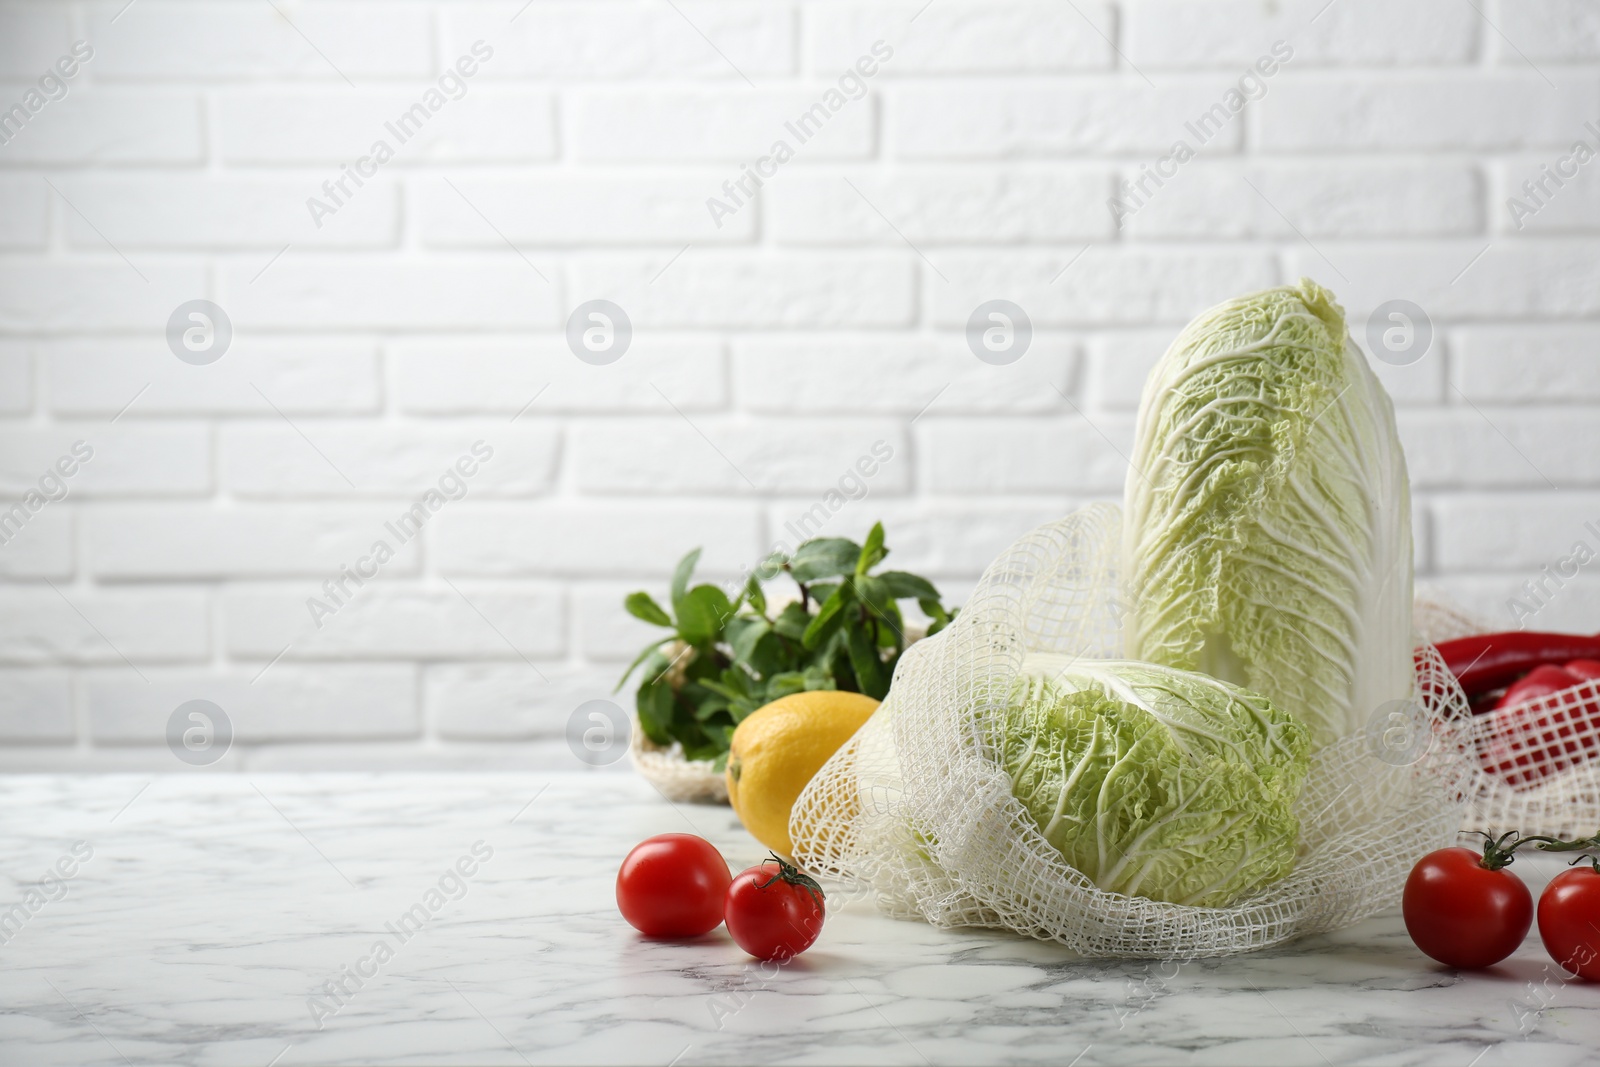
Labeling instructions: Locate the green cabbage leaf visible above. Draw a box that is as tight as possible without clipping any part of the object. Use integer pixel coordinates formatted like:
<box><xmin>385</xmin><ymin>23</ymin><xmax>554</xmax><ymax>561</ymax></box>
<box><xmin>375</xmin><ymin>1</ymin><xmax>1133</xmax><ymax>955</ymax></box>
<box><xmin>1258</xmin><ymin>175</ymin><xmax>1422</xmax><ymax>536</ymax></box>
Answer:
<box><xmin>999</xmin><ymin>655</ymin><xmax>1310</xmax><ymax>907</ymax></box>
<box><xmin>1123</xmin><ymin>279</ymin><xmax>1413</xmax><ymax>746</ymax></box>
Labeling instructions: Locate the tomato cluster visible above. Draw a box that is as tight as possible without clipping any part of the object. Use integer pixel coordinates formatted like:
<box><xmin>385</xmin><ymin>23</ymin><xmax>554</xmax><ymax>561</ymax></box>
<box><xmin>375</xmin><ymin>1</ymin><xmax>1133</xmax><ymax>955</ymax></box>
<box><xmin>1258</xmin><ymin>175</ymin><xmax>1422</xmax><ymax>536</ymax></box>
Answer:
<box><xmin>615</xmin><ymin>833</ymin><xmax>826</xmax><ymax>961</ymax></box>
<box><xmin>1404</xmin><ymin>831</ymin><xmax>1600</xmax><ymax>978</ymax></box>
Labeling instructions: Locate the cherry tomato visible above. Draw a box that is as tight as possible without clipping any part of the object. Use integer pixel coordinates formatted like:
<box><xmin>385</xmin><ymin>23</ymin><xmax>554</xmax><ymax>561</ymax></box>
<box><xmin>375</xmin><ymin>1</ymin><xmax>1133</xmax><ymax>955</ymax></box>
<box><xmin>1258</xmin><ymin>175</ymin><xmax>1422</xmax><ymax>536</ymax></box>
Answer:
<box><xmin>724</xmin><ymin>857</ymin><xmax>826</xmax><ymax>961</ymax></box>
<box><xmin>616</xmin><ymin>834</ymin><xmax>731</xmax><ymax>939</ymax></box>
<box><xmin>1403</xmin><ymin>846</ymin><xmax>1531</xmax><ymax>969</ymax></box>
<box><xmin>1538</xmin><ymin>864</ymin><xmax>1600</xmax><ymax>980</ymax></box>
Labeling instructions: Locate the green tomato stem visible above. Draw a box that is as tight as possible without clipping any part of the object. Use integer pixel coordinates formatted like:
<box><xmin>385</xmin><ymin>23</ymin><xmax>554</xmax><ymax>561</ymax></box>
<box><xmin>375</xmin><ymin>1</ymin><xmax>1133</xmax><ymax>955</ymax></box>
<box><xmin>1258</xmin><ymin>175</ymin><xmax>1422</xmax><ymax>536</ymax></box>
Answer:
<box><xmin>1464</xmin><ymin>829</ymin><xmax>1600</xmax><ymax>870</ymax></box>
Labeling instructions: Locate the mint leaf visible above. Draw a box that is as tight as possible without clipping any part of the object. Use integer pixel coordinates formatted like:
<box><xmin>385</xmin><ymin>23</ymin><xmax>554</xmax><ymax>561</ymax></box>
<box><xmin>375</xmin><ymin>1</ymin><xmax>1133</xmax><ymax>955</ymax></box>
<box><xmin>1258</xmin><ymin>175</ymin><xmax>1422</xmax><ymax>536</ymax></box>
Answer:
<box><xmin>880</xmin><ymin>571</ymin><xmax>940</xmax><ymax>602</ymax></box>
<box><xmin>670</xmin><ymin>548</ymin><xmax>702</xmax><ymax>615</ymax></box>
<box><xmin>745</xmin><ymin>631</ymin><xmax>793</xmax><ymax>679</ymax></box>
<box><xmin>744</xmin><ymin>571</ymin><xmax>767</xmax><ymax>615</ymax></box>
<box><xmin>675</xmin><ymin>584</ymin><xmax>732</xmax><ymax>646</ymax></box>
<box><xmin>728</xmin><ymin>617</ymin><xmax>771</xmax><ymax>664</ymax></box>
<box><xmin>773</xmin><ymin>602</ymin><xmax>811</xmax><ymax>642</ymax></box>
<box><xmin>846</xmin><ymin>624</ymin><xmax>887</xmax><ymax>699</ymax></box>
<box><xmin>636</xmin><ymin>679</ymin><xmax>675</xmax><ymax>745</ymax></box>
<box><xmin>789</xmin><ymin>538</ymin><xmax>860</xmax><ymax>582</ymax></box>
<box><xmin>803</xmin><ymin>584</ymin><xmax>852</xmax><ymax>649</ymax></box>
<box><xmin>765</xmin><ymin>671</ymin><xmax>808</xmax><ymax>701</ymax></box>
<box><xmin>806</xmin><ymin>582</ymin><xmax>840</xmax><ymax>613</ymax></box>
<box><xmin>615</xmin><ymin>636</ymin><xmax>675</xmax><ymax>690</ymax></box>
<box><xmin>855</xmin><ymin>574</ymin><xmax>890</xmax><ymax>615</ymax></box>
<box><xmin>624</xmin><ymin>591</ymin><xmax>673</xmax><ymax>628</ymax></box>
<box><xmin>856</xmin><ymin>522</ymin><xmax>887</xmax><ymax>575</ymax></box>
<box><xmin>754</xmin><ymin>551</ymin><xmax>787</xmax><ymax>582</ymax></box>
<box><xmin>801</xmin><ymin>665</ymin><xmax>836</xmax><ymax>691</ymax></box>
<box><xmin>920</xmin><ymin>598</ymin><xmax>958</xmax><ymax>636</ymax></box>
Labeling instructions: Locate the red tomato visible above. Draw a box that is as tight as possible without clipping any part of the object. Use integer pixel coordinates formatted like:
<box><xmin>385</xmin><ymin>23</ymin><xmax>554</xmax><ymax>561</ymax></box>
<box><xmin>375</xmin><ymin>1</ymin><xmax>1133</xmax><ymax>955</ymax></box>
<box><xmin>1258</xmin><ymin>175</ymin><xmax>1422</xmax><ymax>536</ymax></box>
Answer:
<box><xmin>724</xmin><ymin>857</ymin><xmax>826</xmax><ymax>961</ymax></box>
<box><xmin>1403</xmin><ymin>846</ymin><xmax>1532</xmax><ymax>968</ymax></box>
<box><xmin>1564</xmin><ymin>659</ymin><xmax>1600</xmax><ymax>682</ymax></box>
<box><xmin>616</xmin><ymin>834</ymin><xmax>731</xmax><ymax>939</ymax></box>
<box><xmin>1538</xmin><ymin>864</ymin><xmax>1600</xmax><ymax>980</ymax></box>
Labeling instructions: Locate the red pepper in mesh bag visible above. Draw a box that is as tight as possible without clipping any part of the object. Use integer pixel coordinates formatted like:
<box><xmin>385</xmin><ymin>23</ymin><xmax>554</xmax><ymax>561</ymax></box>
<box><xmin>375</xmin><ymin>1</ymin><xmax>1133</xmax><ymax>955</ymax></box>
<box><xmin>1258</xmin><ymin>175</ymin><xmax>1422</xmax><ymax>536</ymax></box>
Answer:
<box><xmin>1565</xmin><ymin>659</ymin><xmax>1600</xmax><ymax>682</ymax></box>
<box><xmin>1479</xmin><ymin>665</ymin><xmax>1600</xmax><ymax>790</ymax></box>
<box><xmin>1496</xmin><ymin>664</ymin><xmax>1583</xmax><ymax>710</ymax></box>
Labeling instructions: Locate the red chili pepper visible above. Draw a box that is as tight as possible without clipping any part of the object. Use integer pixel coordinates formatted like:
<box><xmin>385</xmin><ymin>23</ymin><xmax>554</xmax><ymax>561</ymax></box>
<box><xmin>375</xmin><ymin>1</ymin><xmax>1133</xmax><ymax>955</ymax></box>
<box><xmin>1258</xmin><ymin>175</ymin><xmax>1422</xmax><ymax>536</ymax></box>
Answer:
<box><xmin>1433</xmin><ymin>632</ymin><xmax>1600</xmax><ymax>699</ymax></box>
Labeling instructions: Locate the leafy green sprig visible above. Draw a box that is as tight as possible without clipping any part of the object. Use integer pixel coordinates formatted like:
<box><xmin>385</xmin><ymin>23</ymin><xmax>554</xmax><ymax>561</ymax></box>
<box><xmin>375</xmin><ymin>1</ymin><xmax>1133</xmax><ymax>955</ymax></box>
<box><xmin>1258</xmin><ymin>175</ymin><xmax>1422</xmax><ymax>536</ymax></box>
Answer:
<box><xmin>617</xmin><ymin>522</ymin><xmax>958</xmax><ymax>768</ymax></box>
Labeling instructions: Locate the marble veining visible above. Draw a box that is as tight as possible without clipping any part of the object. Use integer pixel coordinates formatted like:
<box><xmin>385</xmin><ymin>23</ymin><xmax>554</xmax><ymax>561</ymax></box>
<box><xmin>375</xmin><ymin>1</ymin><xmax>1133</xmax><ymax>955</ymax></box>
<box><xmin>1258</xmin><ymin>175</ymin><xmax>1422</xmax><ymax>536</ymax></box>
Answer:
<box><xmin>0</xmin><ymin>773</ymin><xmax>1596</xmax><ymax>1066</ymax></box>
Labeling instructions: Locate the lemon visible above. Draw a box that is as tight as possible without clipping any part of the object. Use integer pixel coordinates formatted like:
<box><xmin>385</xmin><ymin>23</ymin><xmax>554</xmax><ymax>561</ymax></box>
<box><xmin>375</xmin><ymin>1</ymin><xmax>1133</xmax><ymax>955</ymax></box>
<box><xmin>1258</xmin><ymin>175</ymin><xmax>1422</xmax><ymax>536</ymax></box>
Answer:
<box><xmin>726</xmin><ymin>690</ymin><xmax>880</xmax><ymax>856</ymax></box>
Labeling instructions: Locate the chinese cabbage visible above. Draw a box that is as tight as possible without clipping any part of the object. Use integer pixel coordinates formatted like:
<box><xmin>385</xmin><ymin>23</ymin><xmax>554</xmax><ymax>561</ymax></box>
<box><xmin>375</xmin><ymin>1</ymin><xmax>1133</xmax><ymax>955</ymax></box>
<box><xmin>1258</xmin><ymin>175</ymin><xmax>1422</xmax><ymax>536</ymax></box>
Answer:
<box><xmin>1122</xmin><ymin>279</ymin><xmax>1413</xmax><ymax>746</ymax></box>
<box><xmin>1000</xmin><ymin>654</ymin><xmax>1310</xmax><ymax>907</ymax></box>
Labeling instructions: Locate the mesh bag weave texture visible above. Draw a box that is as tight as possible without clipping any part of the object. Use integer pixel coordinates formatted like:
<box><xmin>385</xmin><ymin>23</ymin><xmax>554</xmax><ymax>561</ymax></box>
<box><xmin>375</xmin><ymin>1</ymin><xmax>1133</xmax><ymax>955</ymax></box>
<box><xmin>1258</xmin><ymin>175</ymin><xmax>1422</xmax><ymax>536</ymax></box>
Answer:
<box><xmin>791</xmin><ymin>504</ymin><xmax>1475</xmax><ymax>958</ymax></box>
<box><xmin>1466</xmin><ymin>681</ymin><xmax>1600</xmax><ymax>838</ymax></box>
<box><xmin>1404</xmin><ymin>590</ymin><xmax>1600</xmax><ymax>839</ymax></box>
<box><xmin>1412</xmin><ymin>590</ymin><xmax>1496</xmax><ymax>647</ymax></box>
<box><xmin>630</xmin><ymin>729</ymin><xmax>727</xmax><ymax>804</ymax></box>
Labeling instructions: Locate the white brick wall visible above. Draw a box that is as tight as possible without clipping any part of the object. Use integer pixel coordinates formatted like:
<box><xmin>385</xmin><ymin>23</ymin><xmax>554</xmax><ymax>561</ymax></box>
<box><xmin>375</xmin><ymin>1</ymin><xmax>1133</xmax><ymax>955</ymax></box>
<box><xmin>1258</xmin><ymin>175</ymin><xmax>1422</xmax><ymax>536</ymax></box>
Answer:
<box><xmin>2</xmin><ymin>0</ymin><xmax>1597</xmax><ymax>770</ymax></box>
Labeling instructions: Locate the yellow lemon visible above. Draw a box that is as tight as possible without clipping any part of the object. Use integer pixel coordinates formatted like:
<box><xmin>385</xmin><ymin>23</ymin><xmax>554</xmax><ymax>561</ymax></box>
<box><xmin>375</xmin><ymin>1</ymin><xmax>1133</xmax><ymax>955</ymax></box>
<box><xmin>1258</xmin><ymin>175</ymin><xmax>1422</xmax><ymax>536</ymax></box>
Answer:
<box><xmin>726</xmin><ymin>690</ymin><xmax>880</xmax><ymax>856</ymax></box>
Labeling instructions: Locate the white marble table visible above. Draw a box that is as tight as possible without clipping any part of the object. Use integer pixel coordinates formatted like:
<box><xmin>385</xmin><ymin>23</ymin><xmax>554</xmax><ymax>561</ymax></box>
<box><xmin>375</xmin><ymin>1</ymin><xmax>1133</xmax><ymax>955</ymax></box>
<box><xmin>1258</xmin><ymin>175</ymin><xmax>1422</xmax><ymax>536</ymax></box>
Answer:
<box><xmin>0</xmin><ymin>773</ymin><xmax>1596</xmax><ymax>1066</ymax></box>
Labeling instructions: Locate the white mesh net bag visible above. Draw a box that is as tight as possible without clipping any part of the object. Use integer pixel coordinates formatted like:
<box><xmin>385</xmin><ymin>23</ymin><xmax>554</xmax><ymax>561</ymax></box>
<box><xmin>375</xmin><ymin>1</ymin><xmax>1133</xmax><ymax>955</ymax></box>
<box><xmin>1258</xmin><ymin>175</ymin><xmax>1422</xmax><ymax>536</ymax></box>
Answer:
<box><xmin>1412</xmin><ymin>588</ymin><xmax>1496</xmax><ymax>646</ymax></box>
<box><xmin>791</xmin><ymin>504</ymin><xmax>1475</xmax><ymax>958</ymax></box>
<box><xmin>1466</xmin><ymin>682</ymin><xmax>1600</xmax><ymax>839</ymax></box>
<box><xmin>630</xmin><ymin>730</ymin><xmax>727</xmax><ymax>804</ymax></box>
<box><xmin>1405</xmin><ymin>592</ymin><xmax>1600</xmax><ymax>840</ymax></box>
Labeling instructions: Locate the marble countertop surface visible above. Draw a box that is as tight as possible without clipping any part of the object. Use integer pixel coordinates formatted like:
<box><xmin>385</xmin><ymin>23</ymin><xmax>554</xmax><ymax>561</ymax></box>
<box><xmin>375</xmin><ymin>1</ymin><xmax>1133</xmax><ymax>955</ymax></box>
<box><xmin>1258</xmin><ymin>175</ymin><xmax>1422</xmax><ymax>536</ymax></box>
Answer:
<box><xmin>1</xmin><ymin>772</ymin><xmax>1596</xmax><ymax>1067</ymax></box>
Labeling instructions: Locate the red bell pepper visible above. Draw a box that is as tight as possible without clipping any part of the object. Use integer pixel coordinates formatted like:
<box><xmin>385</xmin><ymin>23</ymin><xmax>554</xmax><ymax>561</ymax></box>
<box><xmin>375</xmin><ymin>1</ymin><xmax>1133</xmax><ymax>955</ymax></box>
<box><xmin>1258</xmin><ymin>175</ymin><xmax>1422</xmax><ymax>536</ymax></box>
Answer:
<box><xmin>1564</xmin><ymin>659</ymin><xmax>1600</xmax><ymax>682</ymax></box>
<box><xmin>1480</xmin><ymin>662</ymin><xmax>1600</xmax><ymax>790</ymax></box>
<box><xmin>1495</xmin><ymin>664</ymin><xmax>1583</xmax><ymax>711</ymax></box>
<box><xmin>1427</xmin><ymin>633</ymin><xmax>1600</xmax><ymax>788</ymax></box>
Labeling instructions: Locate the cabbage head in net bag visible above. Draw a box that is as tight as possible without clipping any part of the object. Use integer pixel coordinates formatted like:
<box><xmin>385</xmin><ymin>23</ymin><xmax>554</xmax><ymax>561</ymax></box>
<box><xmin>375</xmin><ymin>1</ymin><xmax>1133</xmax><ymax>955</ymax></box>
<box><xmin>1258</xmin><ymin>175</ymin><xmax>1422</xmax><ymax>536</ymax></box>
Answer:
<box><xmin>792</xmin><ymin>281</ymin><xmax>1461</xmax><ymax>957</ymax></box>
<box><xmin>1002</xmin><ymin>655</ymin><xmax>1310</xmax><ymax>908</ymax></box>
<box><xmin>1123</xmin><ymin>279</ymin><xmax>1413</xmax><ymax>747</ymax></box>
<box><xmin>791</xmin><ymin>505</ymin><xmax>1470</xmax><ymax>958</ymax></box>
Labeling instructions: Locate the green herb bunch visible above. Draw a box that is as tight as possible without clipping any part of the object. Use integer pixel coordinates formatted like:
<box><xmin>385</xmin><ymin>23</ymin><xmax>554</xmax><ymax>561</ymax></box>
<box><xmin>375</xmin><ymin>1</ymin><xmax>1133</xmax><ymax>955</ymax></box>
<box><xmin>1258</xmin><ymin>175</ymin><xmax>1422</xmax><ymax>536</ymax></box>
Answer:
<box><xmin>617</xmin><ymin>522</ymin><xmax>958</xmax><ymax>769</ymax></box>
